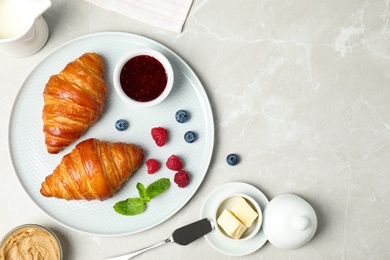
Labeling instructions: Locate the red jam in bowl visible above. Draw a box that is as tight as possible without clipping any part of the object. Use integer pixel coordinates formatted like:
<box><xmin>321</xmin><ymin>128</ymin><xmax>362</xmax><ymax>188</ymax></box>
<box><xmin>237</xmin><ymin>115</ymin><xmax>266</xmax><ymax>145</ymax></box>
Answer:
<box><xmin>119</xmin><ymin>55</ymin><xmax>168</xmax><ymax>102</ymax></box>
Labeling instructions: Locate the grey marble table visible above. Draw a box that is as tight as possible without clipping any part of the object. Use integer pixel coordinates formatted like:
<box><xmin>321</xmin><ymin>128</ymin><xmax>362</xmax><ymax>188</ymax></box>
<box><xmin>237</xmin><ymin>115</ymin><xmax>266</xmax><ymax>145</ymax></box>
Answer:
<box><xmin>1</xmin><ymin>0</ymin><xmax>389</xmax><ymax>259</ymax></box>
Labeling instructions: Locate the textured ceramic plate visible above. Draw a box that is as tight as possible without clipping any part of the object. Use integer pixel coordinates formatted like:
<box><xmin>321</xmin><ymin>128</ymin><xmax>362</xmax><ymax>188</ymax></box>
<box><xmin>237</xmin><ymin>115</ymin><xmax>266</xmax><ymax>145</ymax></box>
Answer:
<box><xmin>200</xmin><ymin>182</ymin><xmax>269</xmax><ymax>256</ymax></box>
<box><xmin>8</xmin><ymin>32</ymin><xmax>214</xmax><ymax>236</ymax></box>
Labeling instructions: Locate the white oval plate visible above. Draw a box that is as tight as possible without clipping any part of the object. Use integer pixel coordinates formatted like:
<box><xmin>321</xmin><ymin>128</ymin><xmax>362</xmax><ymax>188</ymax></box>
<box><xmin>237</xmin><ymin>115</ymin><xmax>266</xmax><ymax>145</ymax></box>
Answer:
<box><xmin>8</xmin><ymin>32</ymin><xmax>214</xmax><ymax>236</ymax></box>
<box><xmin>200</xmin><ymin>182</ymin><xmax>269</xmax><ymax>256</ymax></box>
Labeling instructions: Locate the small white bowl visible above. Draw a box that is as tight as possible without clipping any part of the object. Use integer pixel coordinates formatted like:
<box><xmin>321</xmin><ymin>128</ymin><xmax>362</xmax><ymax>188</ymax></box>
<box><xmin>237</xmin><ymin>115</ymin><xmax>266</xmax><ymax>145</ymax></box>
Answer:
<box><xmin>113</xmin><ymin>48</ymin><xmax>174</xmax><ymax>108</ymax></box>
<box><xmin>214</xmin><ymin>193</ymin><xmax>262</xmax><ymax>242</ymax></box>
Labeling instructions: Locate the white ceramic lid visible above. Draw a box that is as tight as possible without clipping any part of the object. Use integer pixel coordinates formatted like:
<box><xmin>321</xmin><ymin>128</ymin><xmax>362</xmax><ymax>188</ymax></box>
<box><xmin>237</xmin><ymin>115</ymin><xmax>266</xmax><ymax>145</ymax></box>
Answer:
<box><xmin>262</xmin><ymin>194</ymin><xmax>317</xmax><ymax>250</ymax></box>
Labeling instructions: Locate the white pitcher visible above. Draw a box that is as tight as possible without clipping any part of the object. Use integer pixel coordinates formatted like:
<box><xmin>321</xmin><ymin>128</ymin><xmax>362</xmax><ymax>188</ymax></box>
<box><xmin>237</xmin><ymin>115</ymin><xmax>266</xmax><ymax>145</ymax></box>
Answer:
<box><xmin>0</xmin><ymin>0</ymin><xmax>51</xmax><ymax>57</ymax></box>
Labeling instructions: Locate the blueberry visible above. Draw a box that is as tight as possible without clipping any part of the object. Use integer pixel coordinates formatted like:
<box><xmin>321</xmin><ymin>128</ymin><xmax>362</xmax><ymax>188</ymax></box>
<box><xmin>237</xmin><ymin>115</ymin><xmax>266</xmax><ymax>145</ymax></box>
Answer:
<box><xmin>226</xmin><ymin>154</ymin><xmax>239</xmax><ymax>166</ymax></box>
<box><xmin>175</xmin><ymin>110</ymin><xmax>190</xmax><ymax>123</ymax></box>
<box><xmin>184</xmin><ymin>131</ymin><xmax>197</xmax><ymax>143</ymax></box>
<box><xmin>115</xmin><ymin>119</ymin><xmax>128</xmax><ymax>131</ymax></box>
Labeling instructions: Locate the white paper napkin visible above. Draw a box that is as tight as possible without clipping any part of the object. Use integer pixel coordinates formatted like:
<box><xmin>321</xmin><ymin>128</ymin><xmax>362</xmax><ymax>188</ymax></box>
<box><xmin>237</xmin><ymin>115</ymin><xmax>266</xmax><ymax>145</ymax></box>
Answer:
<box><xmin>84</xmin><ymin>0</ymin><xmax>194</xmax><ymax>32</ymax></box>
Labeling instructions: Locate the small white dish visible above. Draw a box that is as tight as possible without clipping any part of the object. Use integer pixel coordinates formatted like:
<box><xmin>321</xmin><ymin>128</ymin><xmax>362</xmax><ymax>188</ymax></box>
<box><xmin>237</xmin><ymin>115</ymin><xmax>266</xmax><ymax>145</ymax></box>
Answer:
<box><xmin>113</xmin><ymin>48</ymin><xmax>174</xmax><ymax>108</ymax></box>
<box><xmin>200</xmin><ymin>182</ymin><xmax>269</xmax><ymax>256</ymax></box>
<box><xmin>214</xmin><ymin>193</ymin><xmax>262</xmax><ymax>241</ymax></box>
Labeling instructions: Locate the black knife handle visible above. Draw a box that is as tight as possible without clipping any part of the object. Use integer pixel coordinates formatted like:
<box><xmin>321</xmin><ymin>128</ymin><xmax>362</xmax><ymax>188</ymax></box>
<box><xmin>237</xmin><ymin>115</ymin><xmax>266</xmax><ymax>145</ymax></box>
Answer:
<box><xmin>172</xmin><ymin>218</ymin><xmax>213</xmax><ymax>245</ymax></box>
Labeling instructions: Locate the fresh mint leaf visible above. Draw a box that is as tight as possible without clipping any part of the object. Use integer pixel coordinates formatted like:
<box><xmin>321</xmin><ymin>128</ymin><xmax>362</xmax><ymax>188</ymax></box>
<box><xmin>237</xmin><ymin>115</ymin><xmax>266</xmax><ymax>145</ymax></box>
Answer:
<box><xmin>114</xmin><ymin>178</ymin><xmax>170</xmax><ymax>216</ymax></box>
<box><xmin>113</xmin><ymin>198</ymin><xmax>146</xmax><ymax>216</ymax></box>
<box><xmin>146</xmin><ymin>178</ymin><xmax>170</xmax><ymax>199</ymax></box>
<box><xmin>137</xmin><ymin>182</ymin><xmax>150</xmax><ymax>202</ymax></box>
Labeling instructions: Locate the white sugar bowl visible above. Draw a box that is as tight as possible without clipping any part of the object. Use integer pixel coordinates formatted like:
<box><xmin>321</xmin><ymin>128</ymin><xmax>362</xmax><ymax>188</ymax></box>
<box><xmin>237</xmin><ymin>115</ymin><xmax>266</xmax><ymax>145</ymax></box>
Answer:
<box><xmin>262</xmin><ymin>194</ymin><xmax>317</xmax><ymax>250</ymax></box>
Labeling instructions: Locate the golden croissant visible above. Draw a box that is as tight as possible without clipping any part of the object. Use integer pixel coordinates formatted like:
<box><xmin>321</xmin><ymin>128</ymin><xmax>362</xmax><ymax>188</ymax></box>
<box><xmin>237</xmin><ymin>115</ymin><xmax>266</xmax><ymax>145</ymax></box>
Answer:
<box><xmin>42</xmin><ymin>52</ymin><xmax>106</xmax><ymax>154</ymax></box>
<box><xmin>40</xmin><ymin>138</ymin><xmax>144</xmax><ymax>201</ymax></box>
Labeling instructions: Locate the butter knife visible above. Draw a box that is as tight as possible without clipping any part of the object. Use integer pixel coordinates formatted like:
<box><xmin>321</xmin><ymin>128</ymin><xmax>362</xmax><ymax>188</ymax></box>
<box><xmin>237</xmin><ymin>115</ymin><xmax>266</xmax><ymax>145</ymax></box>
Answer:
<box><xmin>104</xmin><ymin>218</ymin><xmax>213</xmax><ymax>260</ymax></box>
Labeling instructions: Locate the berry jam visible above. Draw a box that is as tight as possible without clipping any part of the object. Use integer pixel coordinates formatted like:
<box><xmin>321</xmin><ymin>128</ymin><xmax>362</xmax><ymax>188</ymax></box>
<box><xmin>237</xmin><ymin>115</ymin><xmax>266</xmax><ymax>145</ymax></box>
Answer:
<box><xmin>120</xmin><ymin>55</ymin><xmax>167</xmax><ymax>102</ymax></box>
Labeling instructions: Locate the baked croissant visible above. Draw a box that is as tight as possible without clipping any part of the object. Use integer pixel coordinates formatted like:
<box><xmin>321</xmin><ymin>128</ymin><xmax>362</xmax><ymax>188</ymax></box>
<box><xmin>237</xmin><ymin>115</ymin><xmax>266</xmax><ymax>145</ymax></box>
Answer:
<box><xmin>42</xmin><ymin>52</ymin><xmax>106</xmax><ymax>154</ymax></box>
<box><xmin>40</xmin><ymin>138</ymin><xmax>144</xmax><ymax>201</ymax></box>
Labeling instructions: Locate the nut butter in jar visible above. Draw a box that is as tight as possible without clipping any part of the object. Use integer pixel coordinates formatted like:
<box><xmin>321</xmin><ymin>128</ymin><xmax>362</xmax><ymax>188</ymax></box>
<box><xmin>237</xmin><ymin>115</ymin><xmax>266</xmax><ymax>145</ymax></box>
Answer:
<box><xmin>0</xmin><ymin>224</ymin><xmax>62</xmax><ymax>260</ymax></box>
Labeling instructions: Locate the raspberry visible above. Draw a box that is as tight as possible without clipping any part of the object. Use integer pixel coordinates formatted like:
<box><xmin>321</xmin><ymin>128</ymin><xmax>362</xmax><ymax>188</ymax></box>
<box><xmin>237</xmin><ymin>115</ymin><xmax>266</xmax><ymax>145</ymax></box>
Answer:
<box><xmin>166</xmin><ymin>155</ymin><xmax>183</xmax><ymax>171</ymax></box>
<box><xmin>174</xmin><ymin>170</ymin><xmax>190</xmax><ymax>188</ymax></box>
<box><xmin>146</xmin><ymin>159</ymin><xmax>159</xmax><ymax>174</ymax></box>
<box><xmin>151</xmin><ymin>127</ymin><xmax>167</xmax><ymax>147</ymax></box>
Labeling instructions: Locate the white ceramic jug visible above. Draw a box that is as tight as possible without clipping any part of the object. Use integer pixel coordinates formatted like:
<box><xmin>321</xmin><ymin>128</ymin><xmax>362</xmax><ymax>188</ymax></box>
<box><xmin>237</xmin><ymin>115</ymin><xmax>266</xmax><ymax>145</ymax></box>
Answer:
<box><xmin>0</xmin><ymin>0</ymin><xmax>51</xmax><ymax>57</ymax></box>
